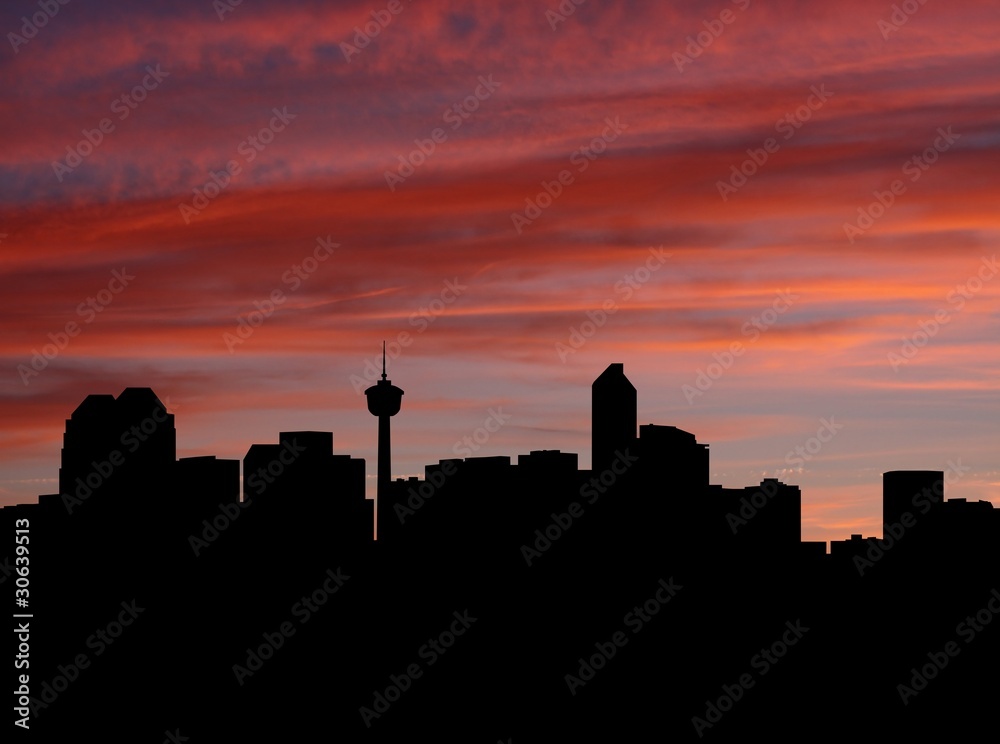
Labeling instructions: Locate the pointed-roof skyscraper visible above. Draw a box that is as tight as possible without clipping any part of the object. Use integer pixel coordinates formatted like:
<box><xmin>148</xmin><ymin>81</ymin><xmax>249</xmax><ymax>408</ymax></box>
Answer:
<box><xmin>592</xmin><ymin>363</ymin><xmax>636</xmax><ymax>473</ymax></box>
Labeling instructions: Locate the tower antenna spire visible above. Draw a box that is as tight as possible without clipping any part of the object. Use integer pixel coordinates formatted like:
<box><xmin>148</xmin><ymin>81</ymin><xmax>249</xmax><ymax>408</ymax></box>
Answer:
<box><xmin>366</xmin><ymin>340</ymin><xmax>404</xmax><ymax>541</ymax></box>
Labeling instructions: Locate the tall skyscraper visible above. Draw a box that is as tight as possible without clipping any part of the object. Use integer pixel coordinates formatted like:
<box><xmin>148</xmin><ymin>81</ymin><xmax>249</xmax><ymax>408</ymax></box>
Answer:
<box><xmin>59</xmin><ymin>388</ymin><xmax>175</xmax><ymax>507</ymax></box>
<box><xmin>592</xmin><ymin>363</ymin><xmax>636</xmax><ymax>472</ymax></box>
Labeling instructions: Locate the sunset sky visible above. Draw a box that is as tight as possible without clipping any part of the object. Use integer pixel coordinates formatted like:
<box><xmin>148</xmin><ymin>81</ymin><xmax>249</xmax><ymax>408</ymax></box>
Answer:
<box><xmin>1</xmin><ymin>0</ymin><xmax>998</xmax><ymax>545</ymax></box>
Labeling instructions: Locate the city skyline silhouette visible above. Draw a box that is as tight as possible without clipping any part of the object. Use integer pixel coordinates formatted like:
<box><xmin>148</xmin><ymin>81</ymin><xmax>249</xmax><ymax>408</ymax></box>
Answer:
<box><xmin>3</xmin><ymin>0</ymin><xmax>999</xmax><ymax>546</ymax></box>
<box><xmin>5</xmin><ymin>362</ymin><xmax>1000</xmax><ymax>739</ymax></box>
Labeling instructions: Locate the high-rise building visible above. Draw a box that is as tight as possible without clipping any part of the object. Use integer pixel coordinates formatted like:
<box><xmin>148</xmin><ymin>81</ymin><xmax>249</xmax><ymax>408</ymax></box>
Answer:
<box><xmin>592</xmin><ymin>363</ymin><xmax>636</xmax><ymax>473</ymax></box>
<box><xmin>883</xmin><ymin>470</ymin><xmax>943</xmax><ymax>531</ymax></box>
<box><xmin>242</xmin><ymin>430</ymin><xmax>371</xmax><ymax>540</ymax></box>
<box><xmin>638</xmin><ymin>424</ymin><xmax>709</xmax><ymax>490</ymax></box>
<box><xmin>59</xmin><ymin>388</ymin><xmax>175</xmax><ymax>508</ymax></box>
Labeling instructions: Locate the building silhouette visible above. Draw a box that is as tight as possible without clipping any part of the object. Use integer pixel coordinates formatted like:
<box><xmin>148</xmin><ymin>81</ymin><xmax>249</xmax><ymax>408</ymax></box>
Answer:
<box><xmin>58</xmin><ymin>387</ymin><xmax>175</xmax><ymax>513</ymax></box>
<box><xmin>592</xmin><ymin>362</ymin><xmax>636</xmax><ymax>472</ymax></box>
<box><xmin>366</xmin><ymin>343</ymin><xmax>404</xmax><ymax>539</ymax></box>
<box><xmin>883</xmin><ymin>469</ymin><xmax>944</xmax><ymax>529</ymax></box>
<box><xmin>3</xmin><ymin>362</ymin><xmax>999</xmax><ymax>740</ymax></box>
